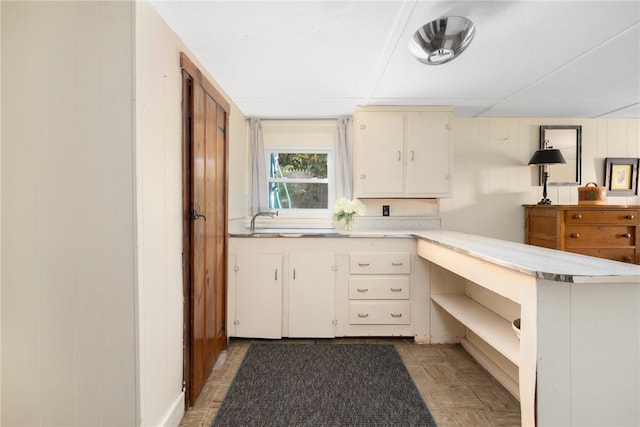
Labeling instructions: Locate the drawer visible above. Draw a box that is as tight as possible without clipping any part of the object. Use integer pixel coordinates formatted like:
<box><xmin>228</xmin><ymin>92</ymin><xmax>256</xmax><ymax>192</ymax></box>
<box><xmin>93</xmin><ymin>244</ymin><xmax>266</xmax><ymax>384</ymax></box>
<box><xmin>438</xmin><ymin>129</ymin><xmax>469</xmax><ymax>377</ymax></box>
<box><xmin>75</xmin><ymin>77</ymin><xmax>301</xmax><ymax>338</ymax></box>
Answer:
<box><xmin>349</xmin><ymin>302</ymin><xmax>410</xmax><ymax>325</ymax></box>
<box><xmin>348</xmin><ymin>277</ymin><xmax>410</xmax><ymax>300</ymax></box>
<box><xmin>565</xmin><ymin>210</ymin><xmax>638</xmax><ymax>225</ymax></box>
<box><xmin>564</xmin><ymin>225</ymin><xmax>635</xmax><ymax>247</ymax></box>
<box><xmin>349</xmin><ymin>253</ymin><xmax>410</xmax><ymax>274</ymax></box>
<box><xmin>566</xmin><ymin>247</ymin><xmax>636</xmax><ymax>264</ymax></box>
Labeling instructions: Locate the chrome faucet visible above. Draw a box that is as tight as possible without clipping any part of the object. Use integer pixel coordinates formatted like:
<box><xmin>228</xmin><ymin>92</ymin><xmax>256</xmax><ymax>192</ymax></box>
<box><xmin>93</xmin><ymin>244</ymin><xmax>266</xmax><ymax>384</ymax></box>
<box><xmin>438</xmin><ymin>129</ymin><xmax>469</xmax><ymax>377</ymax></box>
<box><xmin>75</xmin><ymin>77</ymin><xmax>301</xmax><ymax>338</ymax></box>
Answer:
<box><xmin>250</xmin><ymin>210</ymin><xmax>278</xmax><ymax>232</ymax></box>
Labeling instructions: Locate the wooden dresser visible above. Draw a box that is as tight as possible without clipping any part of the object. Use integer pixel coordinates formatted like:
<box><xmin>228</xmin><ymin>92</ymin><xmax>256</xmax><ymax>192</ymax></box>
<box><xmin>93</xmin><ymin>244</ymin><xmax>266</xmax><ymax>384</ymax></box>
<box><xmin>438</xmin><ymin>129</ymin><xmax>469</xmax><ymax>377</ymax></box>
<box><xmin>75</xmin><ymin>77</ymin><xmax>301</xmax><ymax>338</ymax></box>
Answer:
<box><xmin>524</xmin><ymin>205</ymin><xmax>640</xmax><ymax>264</ymax></box>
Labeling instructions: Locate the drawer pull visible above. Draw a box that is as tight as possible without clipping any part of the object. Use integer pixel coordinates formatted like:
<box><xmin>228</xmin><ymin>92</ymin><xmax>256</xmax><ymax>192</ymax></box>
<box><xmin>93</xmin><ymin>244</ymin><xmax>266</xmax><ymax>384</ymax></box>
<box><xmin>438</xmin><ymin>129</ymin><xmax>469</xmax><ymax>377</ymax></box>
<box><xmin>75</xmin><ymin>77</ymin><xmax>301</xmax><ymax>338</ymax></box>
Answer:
<box><xmin>570</xmin><ymin>233</ymin><xmax>580</xmax><ymax>239</ymax></box>
<box><xmin>358</xmin><ymin>262</ymin><xmax>370</xmax><ymax>267</ymax></box>
<box><xmin>621</xmin><ymin>233</ymin><xmax>632</xmax><ymax>239</ymax></box>
<box><xmin>573</xmin><ymin>214</ymin><xmax>582</xmax><ymax>220</ymax></box>
<box><xmin>623</xmin><ymin>256</ymin><xmax>633</xmax><ymax>262</ymax></box>
<box><xmin>357</xmin><ymin>313</ymin><xmax>369</xmax><ymax>318</ymax></box>
<box><xmin>390</xmin><ymin>288</ymin><xmax>402</xmax><ymax>292</ymax></box>
<box><xmin>390</xmin><ymin>313</ymin><xmax>403</xmax><ymax>318</ymax></box>
<box><xmin>357</xmin><ymin>288</ymin><xmax>368</xmax><ymax>293</ymax></box>
<box><xmin>626</xmin><ymin>215</ymin><xmax>635</xmax><ymax>220</ymax></box>
<box><xmin>391</xmin><ymin>262</ymin><xmax>404</xmax><ymax>266</ymax></box>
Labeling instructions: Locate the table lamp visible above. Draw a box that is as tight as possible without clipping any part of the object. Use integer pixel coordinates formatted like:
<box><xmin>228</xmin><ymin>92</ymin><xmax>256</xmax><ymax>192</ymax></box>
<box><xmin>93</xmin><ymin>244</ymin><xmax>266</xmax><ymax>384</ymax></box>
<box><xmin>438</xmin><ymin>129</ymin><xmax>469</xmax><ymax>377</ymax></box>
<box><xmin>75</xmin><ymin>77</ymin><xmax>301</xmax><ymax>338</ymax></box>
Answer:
<box><xmin>528</xmin><ymin>144</ymin><xmax>567</xmax><ymax>204</ymax></box>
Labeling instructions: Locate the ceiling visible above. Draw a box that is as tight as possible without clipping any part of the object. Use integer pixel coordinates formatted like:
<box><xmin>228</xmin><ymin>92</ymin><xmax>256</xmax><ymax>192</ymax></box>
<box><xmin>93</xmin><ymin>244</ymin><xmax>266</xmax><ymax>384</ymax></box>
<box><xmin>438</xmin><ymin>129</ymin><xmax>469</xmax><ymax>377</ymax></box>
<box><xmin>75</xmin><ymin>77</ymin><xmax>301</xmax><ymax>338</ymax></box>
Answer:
<box><xmin>150</xmin><ymin>1</ymin><xmax>640</xmax><ymax>119</ymax></box>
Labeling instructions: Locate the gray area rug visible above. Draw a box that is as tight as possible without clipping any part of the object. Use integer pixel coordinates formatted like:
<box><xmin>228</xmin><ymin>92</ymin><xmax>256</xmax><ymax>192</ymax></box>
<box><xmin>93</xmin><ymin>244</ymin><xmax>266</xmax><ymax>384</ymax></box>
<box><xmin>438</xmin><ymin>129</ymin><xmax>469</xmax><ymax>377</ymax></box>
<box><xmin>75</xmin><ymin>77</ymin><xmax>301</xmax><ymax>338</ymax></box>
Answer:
<box><xmin>212</xmin><ymin>343</ymin><xmax>437</xmax><ymax>426</ymax></box>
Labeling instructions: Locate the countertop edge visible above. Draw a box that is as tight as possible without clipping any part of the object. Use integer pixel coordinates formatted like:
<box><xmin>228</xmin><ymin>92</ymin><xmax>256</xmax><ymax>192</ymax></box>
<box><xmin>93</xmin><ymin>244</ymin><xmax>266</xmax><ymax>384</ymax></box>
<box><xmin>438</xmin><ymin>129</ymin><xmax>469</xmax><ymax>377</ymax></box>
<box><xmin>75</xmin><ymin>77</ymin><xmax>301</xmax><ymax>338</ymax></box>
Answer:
<box><xmin>229</xmin><ymin>229</ymin><xmax>640</xmax><ymax>283</ymax></box>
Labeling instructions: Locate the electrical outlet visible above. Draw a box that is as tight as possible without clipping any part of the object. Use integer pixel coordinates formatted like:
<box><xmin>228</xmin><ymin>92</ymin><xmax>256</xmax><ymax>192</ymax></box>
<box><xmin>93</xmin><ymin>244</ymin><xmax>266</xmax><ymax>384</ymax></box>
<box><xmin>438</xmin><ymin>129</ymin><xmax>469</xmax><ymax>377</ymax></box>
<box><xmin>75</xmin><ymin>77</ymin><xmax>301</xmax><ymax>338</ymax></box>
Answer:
<box><xmin>382</xmin><ymin>205</ymin><xmax>390</xmax><ymax>216</ymax></box>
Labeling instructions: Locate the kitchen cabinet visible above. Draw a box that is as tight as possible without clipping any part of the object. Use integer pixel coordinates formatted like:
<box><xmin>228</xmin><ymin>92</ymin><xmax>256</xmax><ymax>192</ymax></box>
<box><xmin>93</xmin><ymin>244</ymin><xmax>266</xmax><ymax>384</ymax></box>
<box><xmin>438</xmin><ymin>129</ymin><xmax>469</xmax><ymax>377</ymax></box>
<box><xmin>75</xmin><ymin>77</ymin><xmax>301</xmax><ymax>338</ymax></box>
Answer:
<box><xmin>232</xmin><ymin>253</ymin><xmax>282</xmax><ymax>338</ymax></box>
<box><xmin>353</xmin><ymin>106</ymin><xmax>452</xmax><ymax>198</ymax></box>
<box><xmin>288</xmin><ymin>253</ymin><xmax>336</xmax><ymax>338</ymax></box>
<box><xmin>524</xmin><ymin>205</ymin><xmax>640</xmax><ymax>264</ymax></box>
<box><xmin>228</xmin><ymin>237</ymin><xmax>428</xmax><ymax>341</ymax></box>
<box><xmin>347</xmin><ymin>252</ymin><xmax>412</xmax><ymax>329</ymax></box>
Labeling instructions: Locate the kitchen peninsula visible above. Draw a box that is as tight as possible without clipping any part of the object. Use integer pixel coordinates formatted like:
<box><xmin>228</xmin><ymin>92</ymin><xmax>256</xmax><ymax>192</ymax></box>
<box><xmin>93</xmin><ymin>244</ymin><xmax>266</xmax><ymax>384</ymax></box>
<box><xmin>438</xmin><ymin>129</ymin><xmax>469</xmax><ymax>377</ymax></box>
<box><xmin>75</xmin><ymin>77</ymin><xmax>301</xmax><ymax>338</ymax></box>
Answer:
<box><xmin>228</xmin><ymin>229</ymin><xmax>640</xmax><ymax>426</ymax></box>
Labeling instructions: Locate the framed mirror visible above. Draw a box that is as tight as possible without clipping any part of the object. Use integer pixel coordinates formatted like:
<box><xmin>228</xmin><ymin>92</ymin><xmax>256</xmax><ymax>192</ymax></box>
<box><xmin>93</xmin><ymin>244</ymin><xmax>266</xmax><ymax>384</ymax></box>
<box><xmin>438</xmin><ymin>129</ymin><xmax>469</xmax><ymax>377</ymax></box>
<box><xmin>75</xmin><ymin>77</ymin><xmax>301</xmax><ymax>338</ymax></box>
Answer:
<box><xmin>540</xmin><ymin>125</ymin><xmax>582</xmax><ymax>185</ymax></box>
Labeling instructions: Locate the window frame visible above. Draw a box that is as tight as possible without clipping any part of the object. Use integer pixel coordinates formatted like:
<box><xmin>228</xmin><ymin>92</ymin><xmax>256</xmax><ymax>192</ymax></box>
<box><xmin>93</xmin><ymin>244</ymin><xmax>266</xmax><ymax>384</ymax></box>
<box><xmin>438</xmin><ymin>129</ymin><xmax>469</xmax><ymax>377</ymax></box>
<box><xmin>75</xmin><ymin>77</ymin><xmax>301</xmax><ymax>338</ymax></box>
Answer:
<box><xmin>265</xmin><ymin>147</ymin><xmax>334</xmax><ymax>218</ymax></box>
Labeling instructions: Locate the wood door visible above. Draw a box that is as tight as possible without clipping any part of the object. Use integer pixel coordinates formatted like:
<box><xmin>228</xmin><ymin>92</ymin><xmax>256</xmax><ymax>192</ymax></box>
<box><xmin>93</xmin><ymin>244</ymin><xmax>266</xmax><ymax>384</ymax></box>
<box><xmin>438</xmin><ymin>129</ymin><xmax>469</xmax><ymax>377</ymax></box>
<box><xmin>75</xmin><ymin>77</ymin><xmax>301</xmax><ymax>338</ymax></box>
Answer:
<box><xmin>181</xmin><ymin>53</ymin><xmax>229</xmax><ymax>406</ymax></box>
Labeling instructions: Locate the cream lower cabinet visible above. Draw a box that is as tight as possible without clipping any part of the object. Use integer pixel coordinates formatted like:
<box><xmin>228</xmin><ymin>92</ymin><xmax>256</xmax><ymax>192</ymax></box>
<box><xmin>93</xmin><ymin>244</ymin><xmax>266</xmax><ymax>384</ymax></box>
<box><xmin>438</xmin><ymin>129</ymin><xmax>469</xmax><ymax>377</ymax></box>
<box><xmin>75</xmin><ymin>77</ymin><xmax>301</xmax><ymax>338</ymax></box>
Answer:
<box><xmin>229</xmin><ymin>237</ymin><xmax>428</xmax><ymax>341</ymax></box>
<box><xmin>232</xmin><ymin>253</ymin><xmax>283</xmax><ymax>339</ymax></box>
<box><xmin>228</xmin><ymin>239</ymin><xmax>337</xmax><ymax>339</ymax></box>
<box><xmin>288</xmin><ymin>253</ymin><xmax>335</xmax><ymax>338</ymax></box>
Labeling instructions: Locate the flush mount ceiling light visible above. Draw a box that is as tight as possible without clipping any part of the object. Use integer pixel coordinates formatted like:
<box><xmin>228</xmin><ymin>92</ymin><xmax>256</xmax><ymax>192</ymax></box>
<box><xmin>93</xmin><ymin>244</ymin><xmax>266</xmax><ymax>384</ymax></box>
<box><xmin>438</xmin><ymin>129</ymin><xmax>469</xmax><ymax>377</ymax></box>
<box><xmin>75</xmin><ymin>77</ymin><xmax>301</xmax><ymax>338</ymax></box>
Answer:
<box><xmin>409</xmin><ymin>16</ymin><xmax>476</xmax><ymax>65</ymax></box>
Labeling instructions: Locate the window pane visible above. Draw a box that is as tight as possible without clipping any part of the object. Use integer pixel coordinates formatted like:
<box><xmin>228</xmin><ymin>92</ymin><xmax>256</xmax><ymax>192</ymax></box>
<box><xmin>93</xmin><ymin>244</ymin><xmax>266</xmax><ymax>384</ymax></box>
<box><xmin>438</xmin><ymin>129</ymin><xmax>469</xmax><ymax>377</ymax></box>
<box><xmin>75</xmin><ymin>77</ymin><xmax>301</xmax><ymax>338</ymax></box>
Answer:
<box><xmin>268</xmin><ymin>152</ymin><xmax>329</xmax><ymax>210</ymax></box>
<box><xmin>269</xmin><ymin>153</ymin><xmax>328</xmax><ymax>179</ymax></box>
<box><xmin>269</xmin><ymin>182</ymin><xmax>328</xmax><ymax>209</ymax></box>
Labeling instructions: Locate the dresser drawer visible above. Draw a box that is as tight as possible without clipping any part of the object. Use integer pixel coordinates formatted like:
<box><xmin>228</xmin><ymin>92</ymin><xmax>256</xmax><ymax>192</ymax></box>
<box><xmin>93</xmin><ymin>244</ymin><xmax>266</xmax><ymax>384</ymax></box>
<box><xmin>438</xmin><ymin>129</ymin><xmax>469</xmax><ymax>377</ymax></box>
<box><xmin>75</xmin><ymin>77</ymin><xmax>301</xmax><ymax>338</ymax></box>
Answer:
<box><xmin>349</xmin><ymin>302</ymin><xmax>410</xmax><ymax>324</ymax></box>
<box><xmin>348</xmin><ymin>277</ymin><xmax>410</xmax><ymax>300</ymax></box>
<box><xmin>565</xmin><ymin>210</ymin><xmax>638</xmax><ymax>225</ymax></box>
<box><xmin>349</xmin><ymin>253</ymin><xmax>410</xmax><ymax>274</ymax></box>
<box><xmin>564</xmin><ymin>225</ymin><xmax>635</xmax><ymax>247</ymax></box>
<box><xmin>566</xmin><ymin>247</ymin><xmax>636</xmax><ymax>264</ymax></box>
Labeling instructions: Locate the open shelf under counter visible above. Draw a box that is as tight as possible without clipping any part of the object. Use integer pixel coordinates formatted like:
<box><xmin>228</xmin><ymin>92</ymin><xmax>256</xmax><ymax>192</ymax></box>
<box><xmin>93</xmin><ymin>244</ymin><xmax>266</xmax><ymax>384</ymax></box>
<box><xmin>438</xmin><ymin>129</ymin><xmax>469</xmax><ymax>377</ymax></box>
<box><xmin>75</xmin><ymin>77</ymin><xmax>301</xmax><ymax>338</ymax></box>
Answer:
<box><xmin>431</xmin><ymin>293</ymin><xmax>519</xmax><ymax>366</ymax></box>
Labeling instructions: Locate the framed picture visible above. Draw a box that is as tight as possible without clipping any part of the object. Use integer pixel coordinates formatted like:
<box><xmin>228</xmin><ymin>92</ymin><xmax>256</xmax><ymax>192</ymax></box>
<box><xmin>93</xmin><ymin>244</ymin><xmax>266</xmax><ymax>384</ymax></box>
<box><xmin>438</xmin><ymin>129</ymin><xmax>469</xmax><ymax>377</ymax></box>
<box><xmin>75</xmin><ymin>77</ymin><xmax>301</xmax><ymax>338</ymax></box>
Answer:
<box><xmin>540</xmin><ymin>125</ymin><xmax>582</xmax><ymax>186</ymax></box>
<box><xmin>604</xmin><ymin>157</ymin><xmax>639</xmax><ymax>196</ymax></box>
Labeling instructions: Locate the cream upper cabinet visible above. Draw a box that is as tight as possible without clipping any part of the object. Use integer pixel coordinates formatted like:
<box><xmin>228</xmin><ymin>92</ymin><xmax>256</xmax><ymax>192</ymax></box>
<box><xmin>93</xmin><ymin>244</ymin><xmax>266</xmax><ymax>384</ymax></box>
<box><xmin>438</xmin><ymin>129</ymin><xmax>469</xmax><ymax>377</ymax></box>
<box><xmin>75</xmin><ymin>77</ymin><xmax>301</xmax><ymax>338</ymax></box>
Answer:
<box><xmin>354</xmin><ymin>107</ymin><xmax>452</xmax><ymax>198</ymax></box>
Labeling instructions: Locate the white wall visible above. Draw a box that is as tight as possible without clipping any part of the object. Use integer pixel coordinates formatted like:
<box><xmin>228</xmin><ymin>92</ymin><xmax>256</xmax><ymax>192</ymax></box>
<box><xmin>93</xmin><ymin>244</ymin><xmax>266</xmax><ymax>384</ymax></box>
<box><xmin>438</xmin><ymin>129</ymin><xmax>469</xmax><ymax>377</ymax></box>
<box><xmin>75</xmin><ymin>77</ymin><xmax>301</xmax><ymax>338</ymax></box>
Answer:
<box><xmin>135</xmin><ymin>2</ymin><xmax>246</xmax><ymax>426</ymax></box>
<box><xmin>440</xmin><ymin>117</ymin><xmax>640</xmax><ymax>242</ymax></box>
<box><xmin>2</xmin><ymin>1</ymin><xmax>137</xmax><ymax>425</ymax></box>
<box><xmin>1</xmin><ymin>1</ymin><xmax>247</xmax><ymax>426</ymax></box>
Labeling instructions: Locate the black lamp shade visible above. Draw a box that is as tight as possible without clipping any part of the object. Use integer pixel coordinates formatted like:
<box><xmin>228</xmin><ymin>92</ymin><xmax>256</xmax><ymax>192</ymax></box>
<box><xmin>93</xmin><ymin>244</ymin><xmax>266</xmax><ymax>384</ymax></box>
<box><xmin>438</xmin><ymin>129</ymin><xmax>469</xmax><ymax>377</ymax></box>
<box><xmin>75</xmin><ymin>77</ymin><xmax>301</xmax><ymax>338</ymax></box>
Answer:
<box><xmin>528</xmin><ymin>148</ymin><xmax>567</xmax><ymax>165</ymax></box>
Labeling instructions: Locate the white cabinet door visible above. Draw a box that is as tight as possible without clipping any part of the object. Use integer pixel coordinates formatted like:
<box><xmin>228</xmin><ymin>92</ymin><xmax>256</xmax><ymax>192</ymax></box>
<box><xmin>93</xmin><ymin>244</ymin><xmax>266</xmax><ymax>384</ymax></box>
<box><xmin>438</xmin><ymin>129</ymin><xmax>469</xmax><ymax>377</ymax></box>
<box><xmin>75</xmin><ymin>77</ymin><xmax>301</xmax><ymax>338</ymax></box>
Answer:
<box><xmin>355</xmin><ymin>112</ymin><xmax>404</xmax><ymax>196</ymax></box>
<box><xmin>288</xmin><ymin>253</ymin><xmax>335</xmax><ymax>338</ymax></box>
<box><xmin>354</xmin><ymin>108</ymin><xmax>451</xmax><ymax>198</ymax></box>
<box><xmin>235</xmin><ymin>254</ymin><xmax>282</xmax><ymax>338</ymax></box>
<box><xmin>406</xmin><ymin>112</ymin><xmax>451</xmax><ymax>195</ymax></box>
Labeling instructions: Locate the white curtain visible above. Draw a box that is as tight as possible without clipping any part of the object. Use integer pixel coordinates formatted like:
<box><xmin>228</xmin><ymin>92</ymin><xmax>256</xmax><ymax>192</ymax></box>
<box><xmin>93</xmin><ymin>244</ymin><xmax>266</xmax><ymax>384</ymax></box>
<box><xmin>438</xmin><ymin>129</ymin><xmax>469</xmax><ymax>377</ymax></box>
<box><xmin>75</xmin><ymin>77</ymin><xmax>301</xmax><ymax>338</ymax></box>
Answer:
<box><xmin>336</xmin><ymin>116</ymin><xmax>353</xmax><ymax>199</ymax></box>
<box><xmin>249</xmin><ymin>117</ymin><xmax>268</xmax><ymax>214</ymax></box>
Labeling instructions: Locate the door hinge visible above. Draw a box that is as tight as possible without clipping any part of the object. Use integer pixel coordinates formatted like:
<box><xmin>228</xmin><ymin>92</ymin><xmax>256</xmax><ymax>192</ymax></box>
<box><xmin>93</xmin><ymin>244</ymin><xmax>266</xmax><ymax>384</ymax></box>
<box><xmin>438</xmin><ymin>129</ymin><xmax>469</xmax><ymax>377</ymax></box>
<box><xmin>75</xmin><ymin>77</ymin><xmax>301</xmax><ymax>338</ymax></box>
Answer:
<box><xmin>234</xmin><ymin>265</ymin><xmax>239</xmax><ymax>272</ymax></box>
<box><xmin>233</xmin><ymin>320</ymin><xmax>239</xmax><ymax>326</ymax></box>
<box><xmin>331</xmin><ymin>265</ymin><xmax>338</xmax><ymax>272</ymax></box>
<box><xmin>445</xmin><ymin>123</ymin><xmax>451</xmax><ymax>130</ymax></box>
<box><xmin>332</xmin><ymin>319</ymin><xmax>338</xmax><ymax>326</ymax></box>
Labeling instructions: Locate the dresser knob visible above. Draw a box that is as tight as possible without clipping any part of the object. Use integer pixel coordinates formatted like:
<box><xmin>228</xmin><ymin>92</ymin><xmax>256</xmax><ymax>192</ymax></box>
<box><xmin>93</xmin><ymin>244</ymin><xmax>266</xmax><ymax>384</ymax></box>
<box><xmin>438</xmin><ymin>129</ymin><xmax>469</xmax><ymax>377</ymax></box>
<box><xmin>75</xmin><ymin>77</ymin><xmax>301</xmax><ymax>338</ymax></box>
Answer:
<box><xmin>570</xmin><ymin>233</ymin><xmax>580</xmax><ymax>239</ymax></box>
<box><xmin>573</xmin><ymin>214</ymin><xmax>582</xmax><ymax>220</ymax></box>
<box><xmin>621</xmin><ymin>233</ymin><xmax>632</xmax><ymax>239</ymax></box>
<box><xmin>626</xmin><ymin>215</ymin><xmax>635</xmax><ymax>220</ymax></box>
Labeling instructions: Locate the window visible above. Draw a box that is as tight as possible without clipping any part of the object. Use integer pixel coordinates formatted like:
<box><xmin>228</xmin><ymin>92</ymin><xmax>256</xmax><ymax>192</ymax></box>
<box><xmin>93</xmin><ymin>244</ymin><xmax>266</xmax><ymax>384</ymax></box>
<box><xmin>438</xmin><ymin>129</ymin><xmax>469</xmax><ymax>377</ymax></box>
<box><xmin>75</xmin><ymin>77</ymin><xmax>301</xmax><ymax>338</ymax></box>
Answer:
<box><xmin>262</xmin><ymin>121</ymin><xmax>336</xmax><ymax>218</ymax></box>
<box><xmin>268</xmin><ymin>150</ymin><xmax>331</xmax><ymax>211</ymax></box>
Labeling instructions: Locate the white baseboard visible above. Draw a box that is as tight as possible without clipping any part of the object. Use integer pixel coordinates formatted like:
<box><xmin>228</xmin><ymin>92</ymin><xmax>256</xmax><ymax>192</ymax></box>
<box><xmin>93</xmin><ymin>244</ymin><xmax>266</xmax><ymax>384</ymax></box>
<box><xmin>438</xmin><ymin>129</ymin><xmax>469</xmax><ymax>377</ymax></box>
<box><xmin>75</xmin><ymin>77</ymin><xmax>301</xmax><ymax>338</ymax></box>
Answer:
<box><xmin>161</xmin><ymin>391</ymin><xmax>185</xmax><ymax>427</ymax></box>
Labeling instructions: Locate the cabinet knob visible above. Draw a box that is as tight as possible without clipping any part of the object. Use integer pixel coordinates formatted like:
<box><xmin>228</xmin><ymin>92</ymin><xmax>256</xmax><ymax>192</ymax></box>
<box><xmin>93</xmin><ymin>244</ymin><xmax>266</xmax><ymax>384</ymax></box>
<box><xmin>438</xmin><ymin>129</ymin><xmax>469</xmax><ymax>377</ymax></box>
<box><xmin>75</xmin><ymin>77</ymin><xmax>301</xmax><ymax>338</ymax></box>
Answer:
<box><xmin>358</xmin><ymin>262</ymin><xmax>370</xmax><ymax>267</ymax></box>
<box><xmin>357</xmin><ymin>288</ymin><xmax>368</xmax><ymax>293</ymax></box>
<box><xmin>570</xmin><ymin>233</ymin><xmax>580</xmax><ymax>239</ymax></box>
<box><xmin>390</xmin><ymin>313</ymin><xmax>403</xmax><ymax>318</ymax></box>
<box><xmin>573</xmin><ymin>214</ymin><xmax>582</xmax><ymax>220</ymax></box>
<box><xmin>391</xmin><ymin>262</ymin><xmax>404</xmax><ymax>266</ymax></box>
<box><xmin>390</xmin><ymin>288</ymin><xmax>402</xmax><ymax>292</ymax></box>
<box><xmin>626</xmin><ymin>215</ymin><xmax>635</xmax><ymax>220</ymax></box>
<box><xmin>621</xmin><ymin>233</ymin><xmax>632</xmax><ymax>239</ymax></box>
<box><xmin>357</xmin><ymin>313</ymin><xmax>369</xmax><ymax>318</ymax></box>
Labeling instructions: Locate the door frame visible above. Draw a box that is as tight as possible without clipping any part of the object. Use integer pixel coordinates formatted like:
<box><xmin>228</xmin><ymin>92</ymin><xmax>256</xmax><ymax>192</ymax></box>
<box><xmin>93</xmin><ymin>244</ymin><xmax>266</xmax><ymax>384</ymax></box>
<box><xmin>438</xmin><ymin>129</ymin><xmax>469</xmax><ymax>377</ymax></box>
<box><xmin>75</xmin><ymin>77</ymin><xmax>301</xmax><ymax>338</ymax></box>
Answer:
<box><xmin>180</xmin><ymin>52</ymin><xmax>230</xmax><ymax>407</ymax></box>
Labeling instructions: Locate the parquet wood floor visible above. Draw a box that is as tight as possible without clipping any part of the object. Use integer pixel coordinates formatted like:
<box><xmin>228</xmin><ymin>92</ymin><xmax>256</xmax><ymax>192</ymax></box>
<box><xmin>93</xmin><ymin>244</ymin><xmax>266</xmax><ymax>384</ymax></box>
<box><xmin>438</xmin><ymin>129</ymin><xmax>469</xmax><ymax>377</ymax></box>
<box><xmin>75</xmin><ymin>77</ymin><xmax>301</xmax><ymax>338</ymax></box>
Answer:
<box><xmin>179</xmin><ymin>338</ymin><xmax>521</xmax><ymax>427</ymax></box>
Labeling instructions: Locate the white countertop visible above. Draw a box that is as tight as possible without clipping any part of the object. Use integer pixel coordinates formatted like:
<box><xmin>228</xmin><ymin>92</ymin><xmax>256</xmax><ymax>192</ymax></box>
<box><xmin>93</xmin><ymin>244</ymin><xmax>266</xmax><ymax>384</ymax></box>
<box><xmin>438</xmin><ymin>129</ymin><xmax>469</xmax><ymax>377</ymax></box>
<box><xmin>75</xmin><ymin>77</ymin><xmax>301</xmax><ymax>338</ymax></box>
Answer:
<box><xmin>412</xmin><ymin>230</ymin><xmax>640</xmax><ymax>283</ymax></box>
<box><xmin>230</xmin><ymin>228</ymin><xmax>640</xmax><ymax>283</ymax></box>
